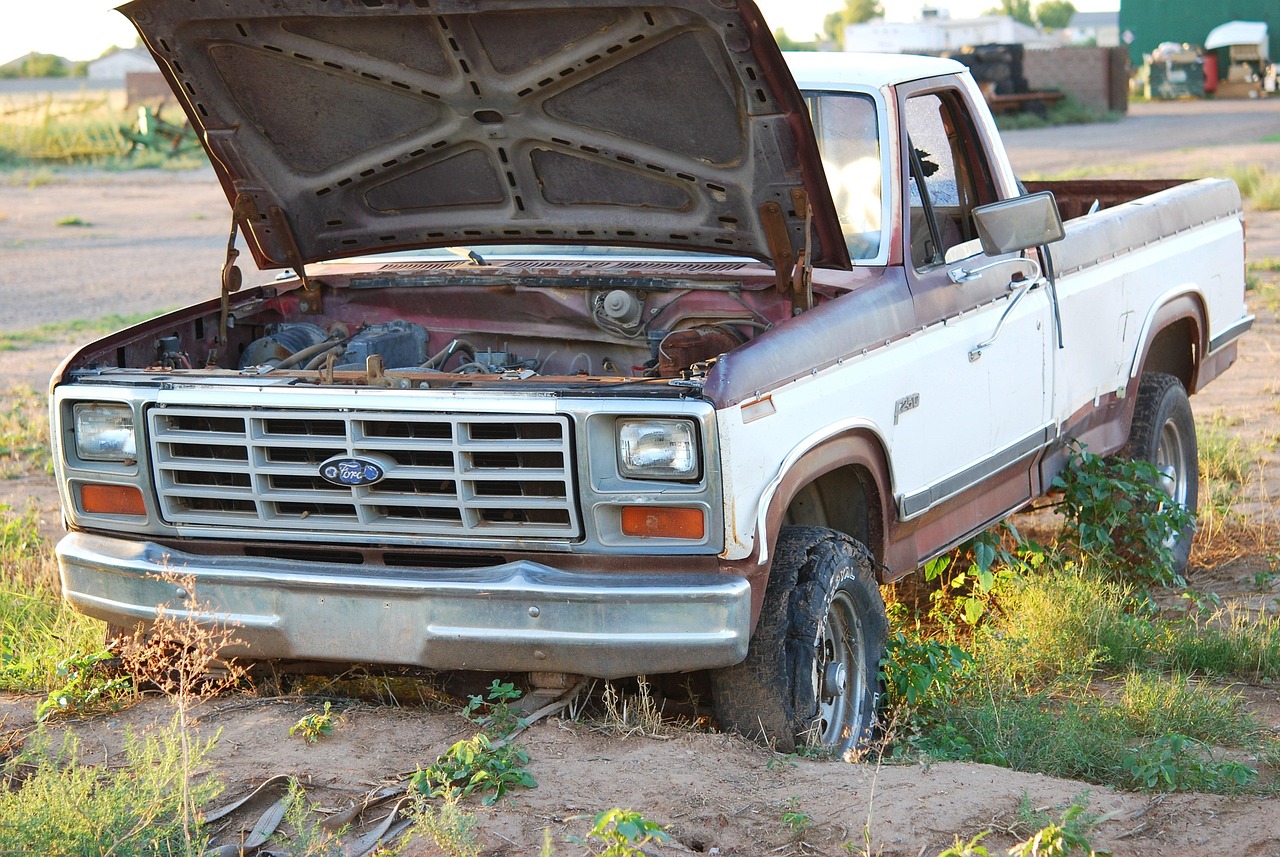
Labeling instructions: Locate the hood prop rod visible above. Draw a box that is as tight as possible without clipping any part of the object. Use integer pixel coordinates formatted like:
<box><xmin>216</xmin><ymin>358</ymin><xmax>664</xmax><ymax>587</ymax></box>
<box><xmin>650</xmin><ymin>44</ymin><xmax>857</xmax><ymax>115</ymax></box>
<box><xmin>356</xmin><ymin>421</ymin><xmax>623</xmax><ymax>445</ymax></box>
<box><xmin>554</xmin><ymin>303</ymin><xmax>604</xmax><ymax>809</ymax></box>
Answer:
<box><xmin>758</xmin><ymin>188</ymin><xmax>814</xmax><ymax>315</ymax></box>
<box><xmin>213</xmin><ymin>194</ymin><xmax>255</xmax><ymax>368</ymax></box>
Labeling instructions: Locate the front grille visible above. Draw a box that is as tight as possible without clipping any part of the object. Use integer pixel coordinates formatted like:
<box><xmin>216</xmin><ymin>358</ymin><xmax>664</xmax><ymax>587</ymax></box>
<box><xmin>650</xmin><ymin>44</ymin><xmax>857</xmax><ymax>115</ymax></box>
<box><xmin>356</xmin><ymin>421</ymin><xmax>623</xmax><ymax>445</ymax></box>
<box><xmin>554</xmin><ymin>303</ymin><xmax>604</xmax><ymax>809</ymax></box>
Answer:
<box><xmin>149</xmin><ymin>407</ymin><xmax>580</xmax><ymax>540</ymax></box>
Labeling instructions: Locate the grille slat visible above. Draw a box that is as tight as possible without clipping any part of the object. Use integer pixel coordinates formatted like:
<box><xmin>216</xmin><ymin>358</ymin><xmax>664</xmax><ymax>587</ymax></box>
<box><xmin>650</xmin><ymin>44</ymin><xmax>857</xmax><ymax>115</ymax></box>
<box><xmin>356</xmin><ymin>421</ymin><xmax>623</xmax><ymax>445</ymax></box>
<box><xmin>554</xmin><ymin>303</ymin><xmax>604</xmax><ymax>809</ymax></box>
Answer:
<box><xmin>149</xmin><ymin>407</ymin><xmax>579</xmax><ymax>539</ymax></box>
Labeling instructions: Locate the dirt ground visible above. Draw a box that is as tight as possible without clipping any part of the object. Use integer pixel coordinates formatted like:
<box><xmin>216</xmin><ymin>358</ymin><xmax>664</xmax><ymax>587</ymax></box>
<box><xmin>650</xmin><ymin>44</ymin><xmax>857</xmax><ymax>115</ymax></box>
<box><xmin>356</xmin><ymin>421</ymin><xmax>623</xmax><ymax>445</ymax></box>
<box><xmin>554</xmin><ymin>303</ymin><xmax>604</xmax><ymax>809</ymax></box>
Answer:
<box><xmin>2</xmin><ymin>99</ymin><xmax>1280</xmax><ymax>856</ymax></box>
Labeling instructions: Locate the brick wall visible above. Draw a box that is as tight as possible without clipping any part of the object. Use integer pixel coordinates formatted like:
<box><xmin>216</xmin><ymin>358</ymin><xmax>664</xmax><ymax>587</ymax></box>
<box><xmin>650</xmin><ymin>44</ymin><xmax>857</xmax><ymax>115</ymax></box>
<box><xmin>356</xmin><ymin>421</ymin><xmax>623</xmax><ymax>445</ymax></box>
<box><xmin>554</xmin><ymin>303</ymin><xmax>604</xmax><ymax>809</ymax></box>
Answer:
<box><xmin>1024</xmin><ymin>46</ymin><xmax>1129</xmax><ymax>114</ymax></box>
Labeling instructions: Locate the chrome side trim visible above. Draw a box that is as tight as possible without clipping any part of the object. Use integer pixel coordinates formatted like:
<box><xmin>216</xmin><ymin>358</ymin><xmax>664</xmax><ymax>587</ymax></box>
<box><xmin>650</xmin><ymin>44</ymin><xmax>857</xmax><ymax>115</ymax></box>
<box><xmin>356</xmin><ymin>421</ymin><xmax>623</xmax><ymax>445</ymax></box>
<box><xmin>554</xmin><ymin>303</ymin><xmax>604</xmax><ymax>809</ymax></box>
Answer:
<box><xmin>897</xmin><ymin>423</ymin><xmax>1055</xmax><ymax>520</ymax></box>
<box><xmin>1209</xmin><ymin>315</ymin><xmax>1255</xmax><ymax>354</ymax></box>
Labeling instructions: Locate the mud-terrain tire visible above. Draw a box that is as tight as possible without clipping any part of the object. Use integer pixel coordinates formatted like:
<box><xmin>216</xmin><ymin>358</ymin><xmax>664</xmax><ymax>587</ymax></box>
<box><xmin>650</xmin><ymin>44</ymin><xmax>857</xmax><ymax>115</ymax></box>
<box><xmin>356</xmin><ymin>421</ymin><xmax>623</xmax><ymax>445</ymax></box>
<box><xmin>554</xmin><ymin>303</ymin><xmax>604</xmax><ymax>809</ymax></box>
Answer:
<box><xmin>711</xmin><ymin>527</ymin><xmax>887</xmax><ymax>754</ymax></box>
<box><xmin>1121</xmin><ymin>372</ymin><xmax>1198</xmax><ymax>573</ymax></box>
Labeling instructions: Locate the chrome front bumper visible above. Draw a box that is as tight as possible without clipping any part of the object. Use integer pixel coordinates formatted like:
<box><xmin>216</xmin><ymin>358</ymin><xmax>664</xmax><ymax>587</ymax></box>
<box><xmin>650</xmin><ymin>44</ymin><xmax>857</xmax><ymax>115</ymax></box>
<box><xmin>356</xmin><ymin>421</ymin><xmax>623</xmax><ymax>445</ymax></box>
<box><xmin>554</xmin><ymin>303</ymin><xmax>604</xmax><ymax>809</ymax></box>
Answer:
<box><xmin>56</xmin><ymin>532</ymin><xmax>751</xmax><ymax>678</ymax></box>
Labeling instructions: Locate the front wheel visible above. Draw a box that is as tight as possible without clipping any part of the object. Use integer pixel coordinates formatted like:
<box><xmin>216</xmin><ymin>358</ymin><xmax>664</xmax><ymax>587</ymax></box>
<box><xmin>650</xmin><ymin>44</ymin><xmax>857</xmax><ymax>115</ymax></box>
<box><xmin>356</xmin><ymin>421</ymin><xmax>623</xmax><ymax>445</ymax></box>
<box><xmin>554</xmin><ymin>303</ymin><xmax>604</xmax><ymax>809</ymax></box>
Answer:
<box><xmin>711</xmin><ymin>527</ymin><xmax>887</xmax><ymax>754</ymax></box>
<box><xmin>1121</xmin><ymin>372</ymin><xmax>1198</xmax><ymax>573</ymax></box>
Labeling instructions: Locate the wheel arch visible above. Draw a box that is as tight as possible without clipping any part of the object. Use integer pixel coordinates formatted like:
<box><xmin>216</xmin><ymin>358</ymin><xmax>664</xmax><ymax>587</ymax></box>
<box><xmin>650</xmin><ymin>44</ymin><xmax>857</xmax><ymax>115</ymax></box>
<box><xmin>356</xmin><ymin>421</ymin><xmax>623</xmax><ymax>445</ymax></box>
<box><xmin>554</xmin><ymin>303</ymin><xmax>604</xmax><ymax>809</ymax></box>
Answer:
<box><xmin>755</xmin><ymin>427</ymin><xmax>894</xmax><ymax>579</ymax></box>
<box><xmin>1128</xmin><ymin>290</ymin><xmax>1207</xmax><ymax>394</ymax></box>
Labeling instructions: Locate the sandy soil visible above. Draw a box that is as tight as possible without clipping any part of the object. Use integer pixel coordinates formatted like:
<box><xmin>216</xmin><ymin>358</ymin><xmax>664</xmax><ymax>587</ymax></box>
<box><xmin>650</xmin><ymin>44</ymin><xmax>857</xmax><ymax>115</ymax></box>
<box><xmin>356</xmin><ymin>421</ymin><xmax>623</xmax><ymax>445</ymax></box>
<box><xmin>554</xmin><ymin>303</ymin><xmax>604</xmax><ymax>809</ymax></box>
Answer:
<box><xmin>2</xmin><ymin>99</ymin><xmax>1280</xmax><ymax>856</ymax></box>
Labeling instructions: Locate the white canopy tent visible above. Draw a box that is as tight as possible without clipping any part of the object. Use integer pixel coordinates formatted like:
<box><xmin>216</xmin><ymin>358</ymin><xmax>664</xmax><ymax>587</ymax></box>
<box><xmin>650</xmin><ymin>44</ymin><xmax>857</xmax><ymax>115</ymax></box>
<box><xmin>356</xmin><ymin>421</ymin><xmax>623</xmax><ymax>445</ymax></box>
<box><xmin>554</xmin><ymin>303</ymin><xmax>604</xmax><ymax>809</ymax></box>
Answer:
<box><xmin>1205</xmin><ymin>21</ymin><xmax>1269</xmax><ymax>60</ymax></box>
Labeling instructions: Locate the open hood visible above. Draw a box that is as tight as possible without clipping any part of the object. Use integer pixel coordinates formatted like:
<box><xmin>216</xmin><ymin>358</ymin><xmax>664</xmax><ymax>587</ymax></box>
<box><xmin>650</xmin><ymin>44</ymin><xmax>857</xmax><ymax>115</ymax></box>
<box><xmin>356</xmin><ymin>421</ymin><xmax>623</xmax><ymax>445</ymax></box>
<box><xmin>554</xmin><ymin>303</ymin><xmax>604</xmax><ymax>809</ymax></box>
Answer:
<box><xmin>121</xmin><ymin>0</ymin><xmax>848</xmax><ymax>276</ymax></box>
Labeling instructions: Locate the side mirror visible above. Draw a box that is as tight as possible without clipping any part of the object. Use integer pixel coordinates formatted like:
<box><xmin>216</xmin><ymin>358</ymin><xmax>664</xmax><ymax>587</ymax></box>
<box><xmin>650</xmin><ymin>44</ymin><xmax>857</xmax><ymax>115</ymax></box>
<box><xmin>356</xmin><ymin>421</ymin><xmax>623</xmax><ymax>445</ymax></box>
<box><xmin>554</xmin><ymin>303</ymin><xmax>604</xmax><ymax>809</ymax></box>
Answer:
<box><xmin>971</xmin><ymin>191</ymin><xmax>1065</xmax><ymax>256</ymax></box>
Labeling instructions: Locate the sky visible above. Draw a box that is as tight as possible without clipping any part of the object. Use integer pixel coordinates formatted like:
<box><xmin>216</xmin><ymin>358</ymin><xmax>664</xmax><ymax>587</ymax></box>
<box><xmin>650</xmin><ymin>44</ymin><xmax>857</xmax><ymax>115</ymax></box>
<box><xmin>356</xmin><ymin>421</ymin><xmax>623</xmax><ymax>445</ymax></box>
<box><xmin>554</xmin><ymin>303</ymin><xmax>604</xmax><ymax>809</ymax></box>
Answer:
<box><xmin>3</xmin><ymin>0</ymin><xmax>1120</xmax><ymax>65</ymax></box>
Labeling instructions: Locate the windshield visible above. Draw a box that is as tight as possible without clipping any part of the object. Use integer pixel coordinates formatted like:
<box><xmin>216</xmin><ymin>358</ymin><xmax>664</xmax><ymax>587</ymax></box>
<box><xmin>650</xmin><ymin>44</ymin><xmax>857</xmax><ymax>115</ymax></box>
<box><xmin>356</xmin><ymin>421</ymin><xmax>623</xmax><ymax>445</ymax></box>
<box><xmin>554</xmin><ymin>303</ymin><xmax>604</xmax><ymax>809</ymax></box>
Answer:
<box><xmin>805</xmin><ymin>91</ymin><xmax>883</xmax><ymax>261</ymax></box>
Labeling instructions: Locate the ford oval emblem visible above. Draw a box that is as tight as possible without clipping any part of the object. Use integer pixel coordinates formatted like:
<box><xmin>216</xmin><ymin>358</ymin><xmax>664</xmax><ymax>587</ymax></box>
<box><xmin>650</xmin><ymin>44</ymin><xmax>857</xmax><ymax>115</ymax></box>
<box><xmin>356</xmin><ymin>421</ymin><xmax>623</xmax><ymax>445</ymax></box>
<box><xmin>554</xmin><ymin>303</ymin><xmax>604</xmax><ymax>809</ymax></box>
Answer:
<box><xmin>319</xmin><ymin>456</ymin><xmax>386</xmax><ymax>487</ymax></box>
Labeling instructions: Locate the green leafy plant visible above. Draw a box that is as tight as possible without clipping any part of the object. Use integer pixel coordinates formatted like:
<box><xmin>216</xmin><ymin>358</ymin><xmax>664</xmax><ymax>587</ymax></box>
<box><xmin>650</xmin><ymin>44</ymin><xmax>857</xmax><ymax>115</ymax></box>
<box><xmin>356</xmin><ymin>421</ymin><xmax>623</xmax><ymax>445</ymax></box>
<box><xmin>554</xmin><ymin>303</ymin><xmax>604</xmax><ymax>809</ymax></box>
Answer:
<box><xmin>882</xmin><ymin>631</ymin><xmax>972</xmax><ymax>713</ymax></box>
<box><xmin>779</xmin><ymin>796</ymin><xmax>812</xmax><ymax>837</ymax></box>
<box><xmin>0</xmin><ymin>725</ymin><xmax>221</xmax><ymax>856</ymax></box>
<box><xmin>34</xmin><ymin>649</ymin><xmax>132</xmax><ymax>721</ymax></box>
<box><xmin>406</xmin><ymin>788</ymin><xmax>480</xmax><ymax>857</ymax></box>
<box><xmin>1007</xmin><ymin>803</ymin><xmax>1106</xmax><ymax>856</ymax></box>
<box><xmin>411</xmin><ymin>732</ymin><xmax>536</xmax><ymax>806</ymax></box>
<box><xmin>571</xmin><ymin>809</ymin><xmax>669</xmax><ymax>857</ymax></box>
<box><xmin>461</xmin><ymin>678</ymin><xmax>526</xmax><ymax>738</ymax></box>
<box><xmin>272</xmin><ymin>778</ymin><xmax>347</xmax><ymax>856</ymax></box>
<box><xmin>1121</xmin><ymin>733</ymin><xmax>1256</xmax><ymax>792</ymax></box>
<box><xmin>1052</xmin><ymin>446</ymin><xmax>1195</xmax><ymax>585</ymax></box>
<box><xmin>936</xmin><ymin>831</ymin><xmax>990</xmax><ymax>857</ymax></box>
<box><xmin>0</xmin><ymin>387</ymin><xmax>50</xmax><ymax>475</ymax></box>
<box><xmin>289</xmin><ymin>701</ymin><xmax>341</xmax><ymax>744</ymax></box>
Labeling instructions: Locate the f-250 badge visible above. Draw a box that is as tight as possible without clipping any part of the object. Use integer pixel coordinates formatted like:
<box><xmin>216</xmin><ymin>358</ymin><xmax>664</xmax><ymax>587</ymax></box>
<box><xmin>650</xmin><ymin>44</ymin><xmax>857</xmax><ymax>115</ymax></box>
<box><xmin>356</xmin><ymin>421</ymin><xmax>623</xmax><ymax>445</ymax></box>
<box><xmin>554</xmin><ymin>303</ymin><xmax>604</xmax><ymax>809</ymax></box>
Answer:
<box><xmin>320</xmin><ymin>456</ymin><xmax>385</xmax><ymax>487</ymax></box>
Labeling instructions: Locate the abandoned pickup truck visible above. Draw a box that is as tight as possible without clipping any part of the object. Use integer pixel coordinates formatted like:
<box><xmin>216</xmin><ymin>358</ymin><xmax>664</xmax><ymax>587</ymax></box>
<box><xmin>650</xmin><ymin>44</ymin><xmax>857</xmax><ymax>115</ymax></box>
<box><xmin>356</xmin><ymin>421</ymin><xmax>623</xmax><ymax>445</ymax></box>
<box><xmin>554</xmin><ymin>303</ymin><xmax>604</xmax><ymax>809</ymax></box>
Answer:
<box><xmin>52</xmin><ymin>0</ymin><xmax>1250</xmax><ymax>752</ymax></box>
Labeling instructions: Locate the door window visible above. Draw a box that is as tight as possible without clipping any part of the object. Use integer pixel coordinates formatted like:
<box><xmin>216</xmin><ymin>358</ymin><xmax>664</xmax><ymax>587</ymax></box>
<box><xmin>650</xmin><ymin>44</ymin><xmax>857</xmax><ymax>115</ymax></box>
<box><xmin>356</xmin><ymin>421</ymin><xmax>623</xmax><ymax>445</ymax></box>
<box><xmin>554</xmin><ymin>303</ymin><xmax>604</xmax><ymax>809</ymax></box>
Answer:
<box><xmin>904</xmin><ymin>91</ymin><xmax>996</xmax><ymax>270</ymax></box>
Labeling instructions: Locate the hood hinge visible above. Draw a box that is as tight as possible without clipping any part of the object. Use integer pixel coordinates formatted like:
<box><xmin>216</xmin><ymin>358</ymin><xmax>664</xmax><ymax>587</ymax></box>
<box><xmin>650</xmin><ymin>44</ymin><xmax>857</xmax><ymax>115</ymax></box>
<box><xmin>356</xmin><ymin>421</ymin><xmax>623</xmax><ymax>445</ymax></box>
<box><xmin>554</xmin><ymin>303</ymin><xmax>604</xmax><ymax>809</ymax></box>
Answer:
<box><xmin>266</xmin><ymin>205</ymin><xmax>323</xmax><ymax>314</ymax></box>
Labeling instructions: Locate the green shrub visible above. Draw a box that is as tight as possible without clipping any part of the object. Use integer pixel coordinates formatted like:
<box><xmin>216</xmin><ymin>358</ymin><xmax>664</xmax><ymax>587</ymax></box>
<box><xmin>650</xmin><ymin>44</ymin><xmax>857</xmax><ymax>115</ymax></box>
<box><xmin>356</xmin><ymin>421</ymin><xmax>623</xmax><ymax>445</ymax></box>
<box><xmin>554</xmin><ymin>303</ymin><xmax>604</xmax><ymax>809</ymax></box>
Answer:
<box><xmin>1052</xmin><ymin>447</ymin><xmax>1194</xmax><ymax>585</ymax></box>
<box><xmin>1121</xmin><ymin>733</ymin><xmax>1256</xmax><ymax>792</ymax></box>
<box><xmin>0</xmin><ymin>725</ymin><xmax>221</xmax><ymax>855</ymax></box>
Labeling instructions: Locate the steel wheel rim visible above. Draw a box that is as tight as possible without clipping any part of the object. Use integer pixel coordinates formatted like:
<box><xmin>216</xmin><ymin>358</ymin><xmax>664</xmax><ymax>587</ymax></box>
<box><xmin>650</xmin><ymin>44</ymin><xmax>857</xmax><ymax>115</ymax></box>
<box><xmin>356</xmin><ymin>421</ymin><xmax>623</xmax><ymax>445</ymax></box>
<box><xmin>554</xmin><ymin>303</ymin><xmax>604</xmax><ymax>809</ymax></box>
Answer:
<box><xmin>1155</xmin><ymin>416</ymin><xmax>1190</xmax><ymax>549</ymax></box>
<box><xmin>1156</xmin><ymin>416</ymin><xmax>1189</xmax><ymax>507</ymax></box>
<box><xmin>814</xmin><ymin>589</ymin><xmax>868</xmax><ymax>750</ymax></box>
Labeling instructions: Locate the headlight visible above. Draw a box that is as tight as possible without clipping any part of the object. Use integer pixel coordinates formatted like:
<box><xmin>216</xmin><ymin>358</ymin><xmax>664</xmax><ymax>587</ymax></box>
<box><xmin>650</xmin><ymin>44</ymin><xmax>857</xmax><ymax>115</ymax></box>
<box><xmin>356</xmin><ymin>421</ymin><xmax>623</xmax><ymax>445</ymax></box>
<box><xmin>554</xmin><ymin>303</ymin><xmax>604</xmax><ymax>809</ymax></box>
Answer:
<box><xmin>617</xmin><ymin>418</ymin><xmax>698</xmax><ymax>480</ymax></box>
<box><xmin>73</xmin><ymin>403</ymin><xmax>137</xmax><ymax>461</ymax></box>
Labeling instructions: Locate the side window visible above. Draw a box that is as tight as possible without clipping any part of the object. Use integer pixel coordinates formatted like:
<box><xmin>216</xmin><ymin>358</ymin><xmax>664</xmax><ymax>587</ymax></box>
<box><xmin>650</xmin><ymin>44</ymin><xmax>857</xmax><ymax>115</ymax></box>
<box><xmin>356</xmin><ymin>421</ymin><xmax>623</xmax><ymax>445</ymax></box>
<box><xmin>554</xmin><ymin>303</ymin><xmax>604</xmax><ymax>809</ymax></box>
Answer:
<box><xmin>904</xmin><ymin>91</ymin><xmax>996</xmax><ymax>270</ymax></box>
<box><xmin>806</xmin><ymin>92</ymin><xmax>882</xmax><ymax>261</ymax></box>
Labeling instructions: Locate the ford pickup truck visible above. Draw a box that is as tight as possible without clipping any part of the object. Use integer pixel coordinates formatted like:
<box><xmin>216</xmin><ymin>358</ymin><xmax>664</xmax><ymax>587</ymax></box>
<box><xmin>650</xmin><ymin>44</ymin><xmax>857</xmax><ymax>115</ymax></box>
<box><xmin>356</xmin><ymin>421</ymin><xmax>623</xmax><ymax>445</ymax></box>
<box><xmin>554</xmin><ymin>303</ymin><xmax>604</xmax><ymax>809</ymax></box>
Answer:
<box><xmin>52</xmin><ymin>0</ymin><xmax>1250</xmax><ymax>752</ymax></box>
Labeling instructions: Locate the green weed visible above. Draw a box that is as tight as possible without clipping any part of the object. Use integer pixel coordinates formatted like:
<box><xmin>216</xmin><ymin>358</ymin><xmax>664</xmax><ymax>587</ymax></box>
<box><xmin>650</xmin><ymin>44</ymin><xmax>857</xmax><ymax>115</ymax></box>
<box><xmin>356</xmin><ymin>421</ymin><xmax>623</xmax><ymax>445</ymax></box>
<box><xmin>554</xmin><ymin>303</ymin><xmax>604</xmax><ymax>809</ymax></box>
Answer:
<box><xmin>1121</xmin><ymin>733</ymin><xmax>1256</xmax><ymax>792</ymax></box>
<box><xmin>411</xmin><ymin>732</ymin><xmax>536</xmax><ymax>806</ymax></box>
<box><xmin>0</xmin><ymin>724</ymin><xmax>221</xmax><ymax>855</ymax></box>
<box><xmin>936</xmin><ymin>832</ymin><xmax>992</xmax><ymax>856</ymax></box>
<box><xmin>571</xmin><ymin>809</ymin><xmax>669</xmax><ymax>857</ymax></box>
<box><xmin>1250</xmin><ymin>171</ymin><xmax>1280</xmax><ymax>211</ymax></box>
<box><xmin>273</xmin><ymin>779</ymin><xmax>347</xmax><ymax>856</ymax></box>
<box><xmin>412</xmin><ymin>679</ymin><xmax>537</xmax><ymax>805</ymax></box>
<box><xmin>882</xmin><ymin>630</ymin><xmax>972</xmax><ymax>717</ymax></box>
<box><xmin>405</xmin><ymin>788</ymin><xmax>480</xmax><ymax>857</ymax></box>
<box><xmin>994</xmin><ymin>97</ymin><xmax>1122</xmax><ymax>131</ymax></box>
<box><xmin>289</xmin><ymin>701</ymin><xmax>341</xmax><ymax>744</ymax></box>
<box><xmin>1117</xmin><ymin>670</ymin><xmax>1253</xmax><ymax>745</ymax></box>
<box><xmin>1222</xmin><ymin>164</ymin><xmax>1266</xmax><ymax>199</ymax></box>
<box><xmin>1052</xmin><ymin>446</ymin><xmax>1195</xmax><ymax>585</ymax></box>
<box><xmin>54</xmin><ymin>215</ymin><xmax>89</xmax><ymax>227</ymax></box>
<box><xmin>0</xmin><ymin>504</ymin><xmax>107</xmax><ymax>693</ymax></box>
<box><xmin>35</xmin><ymin>649</ymin><xmax>132</xmax><ymax>721</ymax></box>
<box><xmin>1007</xmin><ymin>803</ymin><xmax>1104</xmax><ymax>856</ymax></box>
<box><xmin>0</xmin><ymin>386</ymin><xmax>50</xmax><ymax>476</ymax></box>
<box><xmin>779</xmin><ymin>796</ymin><xmax>812</xmax><ymax>837</ymax></box>
<box><xmin>1197</xmin><ymin>419</ymin><xmax>1254</xmax><ymax>485</ymax></box>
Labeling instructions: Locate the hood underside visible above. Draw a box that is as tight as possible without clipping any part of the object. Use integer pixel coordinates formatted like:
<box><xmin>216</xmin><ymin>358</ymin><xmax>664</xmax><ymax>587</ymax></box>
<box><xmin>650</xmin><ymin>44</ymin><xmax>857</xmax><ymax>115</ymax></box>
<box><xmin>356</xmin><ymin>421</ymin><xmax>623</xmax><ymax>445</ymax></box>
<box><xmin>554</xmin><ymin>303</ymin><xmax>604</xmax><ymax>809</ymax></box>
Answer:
<box><xmin>122</xmin><ymin>0</ymin><xmax>848</xmax><ymax>274</ymax></box>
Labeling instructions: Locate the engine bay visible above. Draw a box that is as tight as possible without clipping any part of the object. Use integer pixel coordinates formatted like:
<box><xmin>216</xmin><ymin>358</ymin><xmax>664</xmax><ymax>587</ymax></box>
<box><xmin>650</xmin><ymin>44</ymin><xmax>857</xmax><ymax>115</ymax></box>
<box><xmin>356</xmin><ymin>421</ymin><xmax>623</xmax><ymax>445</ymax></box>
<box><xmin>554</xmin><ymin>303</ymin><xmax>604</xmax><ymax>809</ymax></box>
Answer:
<box><xmin>63</xmin><ymin>264</ymin><xmax>793</xmax><ymax>388</ymax></box>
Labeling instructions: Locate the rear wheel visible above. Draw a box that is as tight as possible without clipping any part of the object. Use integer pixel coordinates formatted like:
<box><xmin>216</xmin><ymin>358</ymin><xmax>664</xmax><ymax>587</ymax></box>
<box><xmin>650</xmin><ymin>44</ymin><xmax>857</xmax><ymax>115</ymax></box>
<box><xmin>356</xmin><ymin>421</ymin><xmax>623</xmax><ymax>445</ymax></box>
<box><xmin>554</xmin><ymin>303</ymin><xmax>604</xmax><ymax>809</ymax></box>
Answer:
<box><xmin>1121</xmin><ymin>372</ymin><xmax>1198</xmax><ymax>572</ymax></box>
<box><xmin>711</xmin><ymin>527</ymin><xmax>887</xmax><ymax>754</ymax></box>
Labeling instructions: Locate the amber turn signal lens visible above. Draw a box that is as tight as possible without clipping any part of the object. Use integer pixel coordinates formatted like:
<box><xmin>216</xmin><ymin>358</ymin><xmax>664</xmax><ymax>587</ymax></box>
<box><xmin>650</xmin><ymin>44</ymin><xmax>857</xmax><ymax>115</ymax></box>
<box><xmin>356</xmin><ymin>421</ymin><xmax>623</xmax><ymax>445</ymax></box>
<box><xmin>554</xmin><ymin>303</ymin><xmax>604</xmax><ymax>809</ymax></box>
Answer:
<box><xmin>80</xmin><ymin>484</ymin><xmax>146</xmax><ymax>516</ymax></box>
<box><xmin>620</xmin><ymin>506</ymin><xmax>705</xmax><ymax>540</ymax></box>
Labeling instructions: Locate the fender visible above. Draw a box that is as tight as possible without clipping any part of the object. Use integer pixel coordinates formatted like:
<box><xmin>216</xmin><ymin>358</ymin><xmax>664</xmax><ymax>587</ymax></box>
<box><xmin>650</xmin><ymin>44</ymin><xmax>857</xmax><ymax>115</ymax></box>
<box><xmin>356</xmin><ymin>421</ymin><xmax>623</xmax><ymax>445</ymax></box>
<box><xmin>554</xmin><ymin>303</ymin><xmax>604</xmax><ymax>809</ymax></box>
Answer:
<box><xmin>751</xmin><ymin>420</ymin><xmax>893</xmax><ymax>568</ymax></box>
<box><xmin>1125</xmin><ymin>286</ymin><xmax>1206</xmax><ymax>389</ymax></box>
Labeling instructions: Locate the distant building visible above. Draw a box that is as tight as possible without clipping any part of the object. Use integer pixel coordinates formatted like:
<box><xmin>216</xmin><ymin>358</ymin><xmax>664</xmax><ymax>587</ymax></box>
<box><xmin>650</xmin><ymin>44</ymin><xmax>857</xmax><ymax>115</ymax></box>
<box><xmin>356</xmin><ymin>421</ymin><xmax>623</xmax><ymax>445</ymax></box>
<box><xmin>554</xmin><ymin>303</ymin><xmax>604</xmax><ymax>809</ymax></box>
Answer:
<box><xmin>845</xmin><ymin>12</ymin><xmax>1052</xmax><ymax>54</ymax></box>
<box><xmin>87</xmin><ymin>47</ymin><xmax>156</xmax><ymax>81</ymax></box>
<box><xmin>1119</xmin><ymin>0</ymin><xmax>1278</xmax><ymax>65</ymax></box>
<box><xmin>1063</xmin><ymin>11</ymin><xmax>1121</xmax><ymax>47</ymax></box>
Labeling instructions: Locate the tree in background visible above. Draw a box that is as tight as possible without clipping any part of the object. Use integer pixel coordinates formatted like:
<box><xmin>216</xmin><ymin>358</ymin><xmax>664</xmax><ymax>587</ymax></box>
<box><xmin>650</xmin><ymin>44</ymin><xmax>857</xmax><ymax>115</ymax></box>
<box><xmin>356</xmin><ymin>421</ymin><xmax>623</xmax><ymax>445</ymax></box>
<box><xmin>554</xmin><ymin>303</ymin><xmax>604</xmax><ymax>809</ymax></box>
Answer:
<box><xmin>0</xmin><ymin>53</ymin><xmax>70</xmax><ymax>79</ymax></box>
<box><xmin>823</xmin><ymin>0</ymin><xmax>884</xmax><ymax>50</ymax></box>
<box><xmin>1035</xmin><ymin>0</ymin><xmax>1077</xmax><ymax>30</ymax></box>
<box><xmin>985</xmin><ymin>0</ymin><xmax>1034</xmax><ymax>27</ymax></box>
<box><xmin>774</xmin><ymin>28</ymin><xmax>819</xmax><ymax>52</ymax></box>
